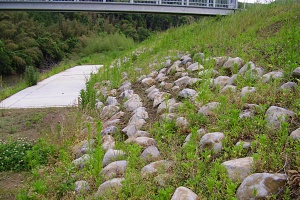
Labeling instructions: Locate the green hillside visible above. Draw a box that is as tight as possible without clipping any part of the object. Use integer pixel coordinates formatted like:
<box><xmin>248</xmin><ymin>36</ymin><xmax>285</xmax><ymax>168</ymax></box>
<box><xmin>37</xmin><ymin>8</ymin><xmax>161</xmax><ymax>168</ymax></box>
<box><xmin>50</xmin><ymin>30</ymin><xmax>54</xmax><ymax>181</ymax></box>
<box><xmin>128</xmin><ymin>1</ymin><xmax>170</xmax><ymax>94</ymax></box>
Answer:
<box><xmin>3</xmin><ymin>1</ymin><xmax>300</xmax><ymax>199</ymax></box>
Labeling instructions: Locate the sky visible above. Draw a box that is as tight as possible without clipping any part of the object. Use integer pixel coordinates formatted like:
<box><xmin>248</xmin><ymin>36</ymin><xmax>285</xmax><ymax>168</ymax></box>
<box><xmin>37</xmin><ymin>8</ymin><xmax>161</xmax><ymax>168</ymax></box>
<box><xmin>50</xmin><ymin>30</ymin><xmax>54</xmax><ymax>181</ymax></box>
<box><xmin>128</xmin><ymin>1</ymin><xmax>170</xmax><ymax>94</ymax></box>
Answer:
<box><xmin>238</xmin><ymin>0</ymin><xmax>275</xmax><ymax>3</ymax></box>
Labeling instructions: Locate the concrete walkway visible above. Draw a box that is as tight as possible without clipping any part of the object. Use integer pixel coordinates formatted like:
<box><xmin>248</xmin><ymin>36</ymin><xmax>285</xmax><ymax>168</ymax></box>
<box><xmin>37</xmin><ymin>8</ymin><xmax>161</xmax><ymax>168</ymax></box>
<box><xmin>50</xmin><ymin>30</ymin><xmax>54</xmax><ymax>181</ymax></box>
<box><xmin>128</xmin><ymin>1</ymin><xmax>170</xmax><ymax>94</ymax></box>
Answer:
<box><xmin>0</xmin><ymin>65</ymin><xmax>102</xmax><ymax>109</ymax></box>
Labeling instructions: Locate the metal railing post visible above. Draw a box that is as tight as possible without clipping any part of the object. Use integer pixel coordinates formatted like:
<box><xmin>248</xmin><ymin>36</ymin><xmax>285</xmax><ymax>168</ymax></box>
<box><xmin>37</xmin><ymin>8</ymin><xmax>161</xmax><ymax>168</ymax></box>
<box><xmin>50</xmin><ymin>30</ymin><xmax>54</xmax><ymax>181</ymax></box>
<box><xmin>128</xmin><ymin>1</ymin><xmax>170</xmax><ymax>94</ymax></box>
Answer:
<box><xmin>159</xmin><ymin>0</ymin><xmax>161</xmax><ymax>4</ymax></box>
<box><xmin>206</xmin><ymin>0</ymin><xmax>209</xmax><ymax>7</ymax></box>
<box><xmin>130</xmin><ymin>0</ymin><xmax>133</xmax><ymax>3</ymax></box>
<box><xmin>103</xmin><ymin>0</ymin><xmax>106</xmax><ymax>3</ymax></box>
<box><xmin>213</xmin><ymin>0</ymin><xmax>215</xmax><ymax>7</ymax></box>
<box><xmin>181</xmin><ymin>0</ymin><xmax>184</xmax><ymax>6</ymax></box>
<box><xmin>187</xmin><ymin>0</ymin><xmax>189</xmax><ymax>6</ymax></box>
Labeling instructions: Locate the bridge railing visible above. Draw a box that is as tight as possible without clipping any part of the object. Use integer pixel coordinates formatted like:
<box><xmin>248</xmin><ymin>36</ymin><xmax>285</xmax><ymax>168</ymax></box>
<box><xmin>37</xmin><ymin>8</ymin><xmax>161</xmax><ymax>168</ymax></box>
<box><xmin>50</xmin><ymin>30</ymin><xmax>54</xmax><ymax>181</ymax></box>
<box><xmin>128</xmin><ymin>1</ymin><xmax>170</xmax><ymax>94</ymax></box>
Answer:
<box><xmin>0</xmin><ymin>0</ymin><xmax>238</xmax><ymax>9</ymax></box>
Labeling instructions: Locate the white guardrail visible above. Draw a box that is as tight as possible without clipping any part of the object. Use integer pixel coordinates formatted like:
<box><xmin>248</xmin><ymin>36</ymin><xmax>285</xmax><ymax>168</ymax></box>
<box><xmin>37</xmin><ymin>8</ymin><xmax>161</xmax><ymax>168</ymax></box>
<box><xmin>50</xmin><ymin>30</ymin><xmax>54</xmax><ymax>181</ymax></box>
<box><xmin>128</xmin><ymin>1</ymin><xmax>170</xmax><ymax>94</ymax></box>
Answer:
<box><xmin>0</xmin><ymin>0</ymin><xmax>238</xmax><ymax>9</ymax></box>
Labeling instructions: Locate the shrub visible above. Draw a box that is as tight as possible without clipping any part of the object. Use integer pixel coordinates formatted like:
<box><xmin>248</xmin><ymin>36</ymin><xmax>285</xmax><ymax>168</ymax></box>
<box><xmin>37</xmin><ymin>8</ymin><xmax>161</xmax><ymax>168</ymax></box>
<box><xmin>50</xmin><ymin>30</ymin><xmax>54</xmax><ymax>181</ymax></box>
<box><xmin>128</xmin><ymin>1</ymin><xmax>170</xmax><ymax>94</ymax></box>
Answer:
<box><xmin>25</xmin><ymin>66</ymin><xmax>39</xmax><ymax>86</ymax></box>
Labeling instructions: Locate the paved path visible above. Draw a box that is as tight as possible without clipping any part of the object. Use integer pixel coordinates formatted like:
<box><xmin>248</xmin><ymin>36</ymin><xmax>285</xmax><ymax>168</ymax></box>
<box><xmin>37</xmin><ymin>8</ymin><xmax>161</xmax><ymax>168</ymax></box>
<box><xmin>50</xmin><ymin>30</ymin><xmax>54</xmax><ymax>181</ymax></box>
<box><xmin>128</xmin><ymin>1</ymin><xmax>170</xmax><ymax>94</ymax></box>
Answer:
<box><xmin>0</xmin><ymin>65</ymin><xmax>102</xmax><ymax>108</ymax></box>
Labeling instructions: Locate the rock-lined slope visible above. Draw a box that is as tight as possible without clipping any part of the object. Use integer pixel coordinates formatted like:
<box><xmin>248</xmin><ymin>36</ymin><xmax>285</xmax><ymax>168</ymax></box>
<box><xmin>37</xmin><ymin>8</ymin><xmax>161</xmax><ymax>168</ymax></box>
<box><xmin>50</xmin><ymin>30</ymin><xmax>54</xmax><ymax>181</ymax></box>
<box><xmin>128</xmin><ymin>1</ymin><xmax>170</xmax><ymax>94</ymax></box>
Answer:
<box><xmin>72</xmin><ymin>54</ymin><xmax>300</xmax><ymax>199</ymax></box>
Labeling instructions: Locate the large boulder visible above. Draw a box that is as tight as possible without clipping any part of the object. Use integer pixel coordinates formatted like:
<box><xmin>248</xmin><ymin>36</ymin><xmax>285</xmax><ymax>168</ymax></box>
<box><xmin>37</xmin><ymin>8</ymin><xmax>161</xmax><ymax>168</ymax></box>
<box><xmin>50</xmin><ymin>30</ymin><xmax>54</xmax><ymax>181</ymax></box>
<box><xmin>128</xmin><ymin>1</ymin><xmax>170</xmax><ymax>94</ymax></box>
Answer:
<box><xmin>292</xmin><ymin>67</ymin><xmax>300</xmax><ymax>79</ymax></box>
<box><xmin>178</xmin><ymin>88</ymin><xmax>197</xmax><ymax>98</ymax></box>
<box><xmin>290</xmin><ymin>128</ymin><xmax>300</xmax><ymax>140</ymax></box>
<box><xmin>236</xmin><ymin>173</ymin><xmax>287</xmax><ymax>200</ymax></box>
<box><xmin>100</xmin><ymin>160</ymin><xmax>127</xmax><ymax>180</ymax></box>
<box><xmin>140</xmin><ymin>146</ymin><xmax>160</xmax><ymax>161</ymax></box>
<box><xmin>265</xmin><ymin>106</ymin><xmax>295</xmax><ymax>128</ymax></box>
<box><xmin>223</xmin><ymin>57</ymin><xmax>243</xmax><ymax>72</ymax></box>
<box><xmin>174</xmin><ymin>76</ymin><xmax>192</xmax><ymax>87</ymax></box>
<box><xmin>171</xmin><ymin>186</ymin><xmax>199</xmax><ymax>200</ymax></box>
<box><xmin>101</xmin><ymin>135</ymin><xmax>115</xmax><ymax>151</ymax></box>
<box><xmin>222</xmin><ymin>157</ymin><xmax>254</xmax><ymax>183</ymax></box>
<box><xmin>102</xmin><ymin>149</ymin><xmax>125</xmax><ymax>167</ymax></box>
<box><xmin>261</xmin><ymin>71</ymin><xmax>284</xmax><ymax>83</ymax></box>
<box><xmin>200</xmin><ymin>132</ymin><xmax>225</xmax><ymax>153</ymax></box>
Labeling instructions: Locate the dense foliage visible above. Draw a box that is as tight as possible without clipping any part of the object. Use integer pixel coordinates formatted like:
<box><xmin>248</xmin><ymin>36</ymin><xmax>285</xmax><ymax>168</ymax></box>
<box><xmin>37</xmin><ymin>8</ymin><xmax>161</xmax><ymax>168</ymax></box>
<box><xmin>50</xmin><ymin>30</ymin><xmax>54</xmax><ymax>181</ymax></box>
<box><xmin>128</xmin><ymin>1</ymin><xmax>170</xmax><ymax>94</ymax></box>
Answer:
<box><xmin>0</xmin><ymin>12</ymin><xmax>195</xmax><ymax>75</ymax></box>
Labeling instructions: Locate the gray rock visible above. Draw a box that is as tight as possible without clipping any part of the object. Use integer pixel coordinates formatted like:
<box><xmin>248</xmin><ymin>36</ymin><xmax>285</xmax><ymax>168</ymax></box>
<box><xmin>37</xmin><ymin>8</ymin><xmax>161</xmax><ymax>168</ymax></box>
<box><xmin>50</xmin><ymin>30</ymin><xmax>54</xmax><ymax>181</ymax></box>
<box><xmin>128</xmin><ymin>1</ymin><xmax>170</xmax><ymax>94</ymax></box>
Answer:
<box><xmin>174</xmin><ymin>76</ymin><xmax>192</xmax><ymax>87</ymax></box>
<box><xmin>181</xmin><ymin>55</ymin><xmax>192</xmax><ymax>65</ymax></box>
<box><xmin>220</xmin><ymin>85</ymin><xmax>237</xmax><ymax>94</ymax></box>
<box><xmin>245</xmin><ymin>67</ymin><xmax>264</xmax><ymax>79</ymax></box>
<box><xmin>212</xmin><ymin>56</ymin><xmax>228</xmax><ymax>70</ymax></box>
<box><xmin>239</xmin><ymin>110</ymin><xmax>255</xmax><ymax>119</ymax></box>
<box><xmin>72</xmin><ymin>139</ymin><xmax>95</xmax><ymax>159</ymax></box>
<box><xmin>130</xmin><ymin>137</ymin><xmax>157</xmax><ymax>148</ymax></box>
<box><xmin>171</xmin><ymin>186</ymin><xmax>198</xmax><ymax>200</ymax></box>
<box><xmin>103</xmin><ymin>149</ymin><xmax>125</xmax><ymax>167</ymax></box>
<box><xmin>102</xmin><ymin>135</ymin><xmax>115</xmax><ymax>151</ymax></box>
<box><xmin>236</xmin><ymin>173</ymin><xmax>287</xmax><ymax>200</ymax></box>
<box><xmin>124</xmin><ymin>99</ymin><xmax>143</xmax><ymax>112</ymax></box>
<box><xmin>188</xmin><ymin>78</ymin><xmax>202</xmax><ymax>86</ymax></box>
<box><xmin>120</xmin><ymin>89</ymin><xmax>134</xmax><ymax>99</ymax></box>
<box><xmin>238</xmin><ymin>61</ymin><xmax>256</xmax><ymax>75</ymax></box>
<box><xmin>223</xmin><ymin>57</ymin><xmax>244</xmax><ymax>71</ymax></box>
<box><xmin>214</xmin><ymin>76</ymin><xmax>230</xmax><ymax>89</ymax></box>
<box><xmin>101</xmin><ymin>126</ymin><xmax>118</xmax><ymax>136</ymax></box>
<box><xmin>131</xmin><ymin>107</ymin><xmax>149</xmax><ymax>121</ymax></box>
<box><xmin>178</xmin><ymin>88</ymin><xmax>197</xmax><ymax>98</ymax></box>
<box><xmin>109</xmin><ymin>111</ymin><xmax>125</xmax><ymax>121</ymax></box>
<box><xmin>171</xmin><ymin>86</ymin><xmax>181</xmax><ymax>93</ymax></box>
<box><xmin>103</xmin><ymin>119</ymin><xmax>121</xmax><ymax>129</ymax></box>
<box><xmin>198</xmin><ymin>102</ymin><xmax>220</xmax><ymax>116</ymax></box>
<box><xmin>100</xmin><ymin>105</ymin><xmax>120</xmax><ymax>120</ymax></box>
<box><xmin>262</xmin><ymin>71</ymin><xmax>284</xmax><ymax>83</ymax></box>
<box><xmin>75</xmin><ymin>180</ymin><xmax>90</xmax><ymax>194</ymax></box>
<box><xmin>119</xmin><ymin>81</ymin><xmax>131</xmax><ymax>92</ymax></box>
<box><xmin>148</xmin><ymin>70</ymin><xmax>158</xmax><ymax>78</ymax></box>
<box><xmin>157</xmin><ymin>98</ymin><xmax>177</xmax><ymax>115</ymax></box>
<box><xmin>155</xmin><ymin>73</ymin><xmax>167</xmax><ymax>82</ymax></box>
<box><xmin>200</xmin><ymin>132</ymin><xmax>225</xmax><ymax>153</ymax></box>
<box><xmin>226</xmin><ymin>74</ymin><xmax>238</xmax><ymax>86</ymax></box>
<box><xmin>160</xmin><ymin>113</ymin><xmax>178</xmax><ymax>121</ymax></box>
<box><xmin>290</xmin><ymin>128</ymin><xmax>300</xmax><ymax>139</ymax></box>
<box><xmin>145</xmin><ymin>85</ymin><xmax>156</xmax><ymax>94</ymax></box>
<box><xmin>164</xmin><ymin>82</ymin><xmax>174</xmax><ymax>90</ymax></box>
<box><xmin>292</xmin><ymin>67</ymin><xmax>300</xmax><ymax>79</ymax></box>
<box><xmin>95</xmin><ymin>178</ymin><xmax>124</xmax><ymax>197</ymax></box>
<box><xmin>165</xmin><ymin>60</ymin><xmax>172</xmax><ymax>68</ymax></box>
<box><xmin>72</xmin><ymin>154</ymin><xmax>90</xmax><ymax>169</ymax></box>
<box><xmin>132</xmin><ymin>130</ymin><xmax>151</xmax><ymax>138</ymax></box>
<box><xmin>187</xmin><ymin>62</ymin><xmax>204</xmax><ymax>72</ymax></box>
<box><xmin>236</xmin><ymin>141</ymin><xmax>251</xmax><ymax>149</ymax></box>
<box><xmin>141</xmin><ymin>77</ymin><xmax>156</xmax><ymax>87</ymax></box>
<box><xmin>122</xmin><ymin>119</ymin><xmax>146</xmax><ymax>137</ymax></box>
<box><xmin>167</xmin><ymin>60</ymin><xmax>182</xmax><ymax>75</ymax></box>
<box><xmin>153</xmin><ymin>92</ymin><xmax>169</xmax><ymax>108</ymax></box>
<box><xmin>222</xmin><ymin>157</ymin><xmax>254</xmax><ymax>183</ymax></box>
<box><xmin>241</xmin><ymin>86</ymin><xmax>256</xmax><ymax>97</ymax></box>
<box><xmin>159</xmin><ymin>67</ymin><xmax>168</xmax><ymax>74</ymax></box>
<box><xmin>141</xmin><ymin>160</ymin><xmax>173</xmax><ymax>177</ymax></box>
<box><xmin>140</xmin><ymin>146</ymin><xmax>160</xmax><ymax>161</ymax></box>
<box><xmin>265</xmin><ymin>106</ymin><xmax>295</xmax><ymax>128</ymax></box>
<box><xmin>278</xmin><ymin>82</ymin><xmax>297</xmax><ymax>92</ymax></box>
<box><xmin>176</xmin><ymin>117</ymin><xmax>189</xmax><ymax>133</ymax></box>
<box><xmin>147</xmin><ymin>88</ymin><xmax>160</xmax><ymax>100</ymax></box>
<box><xmin>101</xmin><ymin>160</ymin><xmax>127</xmax><ymax>180</ymax></box>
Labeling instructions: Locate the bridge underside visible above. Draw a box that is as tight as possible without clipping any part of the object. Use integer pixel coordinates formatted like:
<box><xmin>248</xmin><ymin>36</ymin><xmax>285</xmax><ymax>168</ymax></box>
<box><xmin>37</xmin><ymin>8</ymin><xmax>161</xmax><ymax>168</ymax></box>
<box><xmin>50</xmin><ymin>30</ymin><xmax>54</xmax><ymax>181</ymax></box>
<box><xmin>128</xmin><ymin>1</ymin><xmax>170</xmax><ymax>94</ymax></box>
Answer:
<box><xmin>0</xmin><ymin>2</ymin><xmax>234</xmax><ymax>15</ymax></box>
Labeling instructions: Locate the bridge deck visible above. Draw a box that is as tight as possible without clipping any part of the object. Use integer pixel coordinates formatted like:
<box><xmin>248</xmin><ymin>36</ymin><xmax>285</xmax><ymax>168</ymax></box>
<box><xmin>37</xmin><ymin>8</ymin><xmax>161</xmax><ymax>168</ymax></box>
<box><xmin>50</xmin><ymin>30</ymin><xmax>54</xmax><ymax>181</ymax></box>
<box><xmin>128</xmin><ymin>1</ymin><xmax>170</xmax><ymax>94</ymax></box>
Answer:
<box><xmin>0</xmin><ymin>0</ymin><xmax>237</xmax><ymax>15</ymax></box>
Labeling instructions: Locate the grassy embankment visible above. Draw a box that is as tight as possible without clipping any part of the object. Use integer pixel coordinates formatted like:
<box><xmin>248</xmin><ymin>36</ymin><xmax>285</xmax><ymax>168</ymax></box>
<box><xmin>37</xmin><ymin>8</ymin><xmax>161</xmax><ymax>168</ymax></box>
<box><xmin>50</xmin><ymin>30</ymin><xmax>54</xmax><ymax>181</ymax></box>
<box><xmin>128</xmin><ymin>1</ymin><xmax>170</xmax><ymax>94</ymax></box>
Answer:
<box><xmin>1</xmin><ymin>1</ymin><xmax>300</xmax><ymax>199</ymax></box>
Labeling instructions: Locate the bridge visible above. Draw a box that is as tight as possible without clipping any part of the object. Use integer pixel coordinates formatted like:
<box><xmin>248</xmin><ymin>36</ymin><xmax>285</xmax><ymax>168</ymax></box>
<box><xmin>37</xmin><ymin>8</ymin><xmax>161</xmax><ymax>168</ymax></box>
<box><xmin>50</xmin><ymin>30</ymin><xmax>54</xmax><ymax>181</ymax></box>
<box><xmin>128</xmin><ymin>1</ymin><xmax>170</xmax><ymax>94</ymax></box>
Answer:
<box><xmin>0</xmin><ymin>0</ymin><xmax>238</xmax><ymax>15</ymax></box>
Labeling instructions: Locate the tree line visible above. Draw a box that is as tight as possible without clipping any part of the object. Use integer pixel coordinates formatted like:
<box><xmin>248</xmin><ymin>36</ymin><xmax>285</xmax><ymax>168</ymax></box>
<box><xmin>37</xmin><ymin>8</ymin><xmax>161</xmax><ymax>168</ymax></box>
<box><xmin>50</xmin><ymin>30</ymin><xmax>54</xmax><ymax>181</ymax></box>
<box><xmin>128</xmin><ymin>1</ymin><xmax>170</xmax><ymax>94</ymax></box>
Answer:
<box><xmin>0</xmin><ymin>12</ymin><xmax>196</xmax><ymax>75</ymax></box>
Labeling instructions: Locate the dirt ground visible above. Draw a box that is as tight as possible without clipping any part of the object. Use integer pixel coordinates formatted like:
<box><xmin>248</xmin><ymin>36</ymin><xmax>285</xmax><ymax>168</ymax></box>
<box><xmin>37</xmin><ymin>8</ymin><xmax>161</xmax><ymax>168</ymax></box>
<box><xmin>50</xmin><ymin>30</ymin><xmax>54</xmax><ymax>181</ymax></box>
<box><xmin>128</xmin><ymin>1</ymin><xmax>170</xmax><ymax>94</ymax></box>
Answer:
<box><xmin>0</xmin><ymin>107</ymin><xmax>77</xmax><ymax>199</ymax></box>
